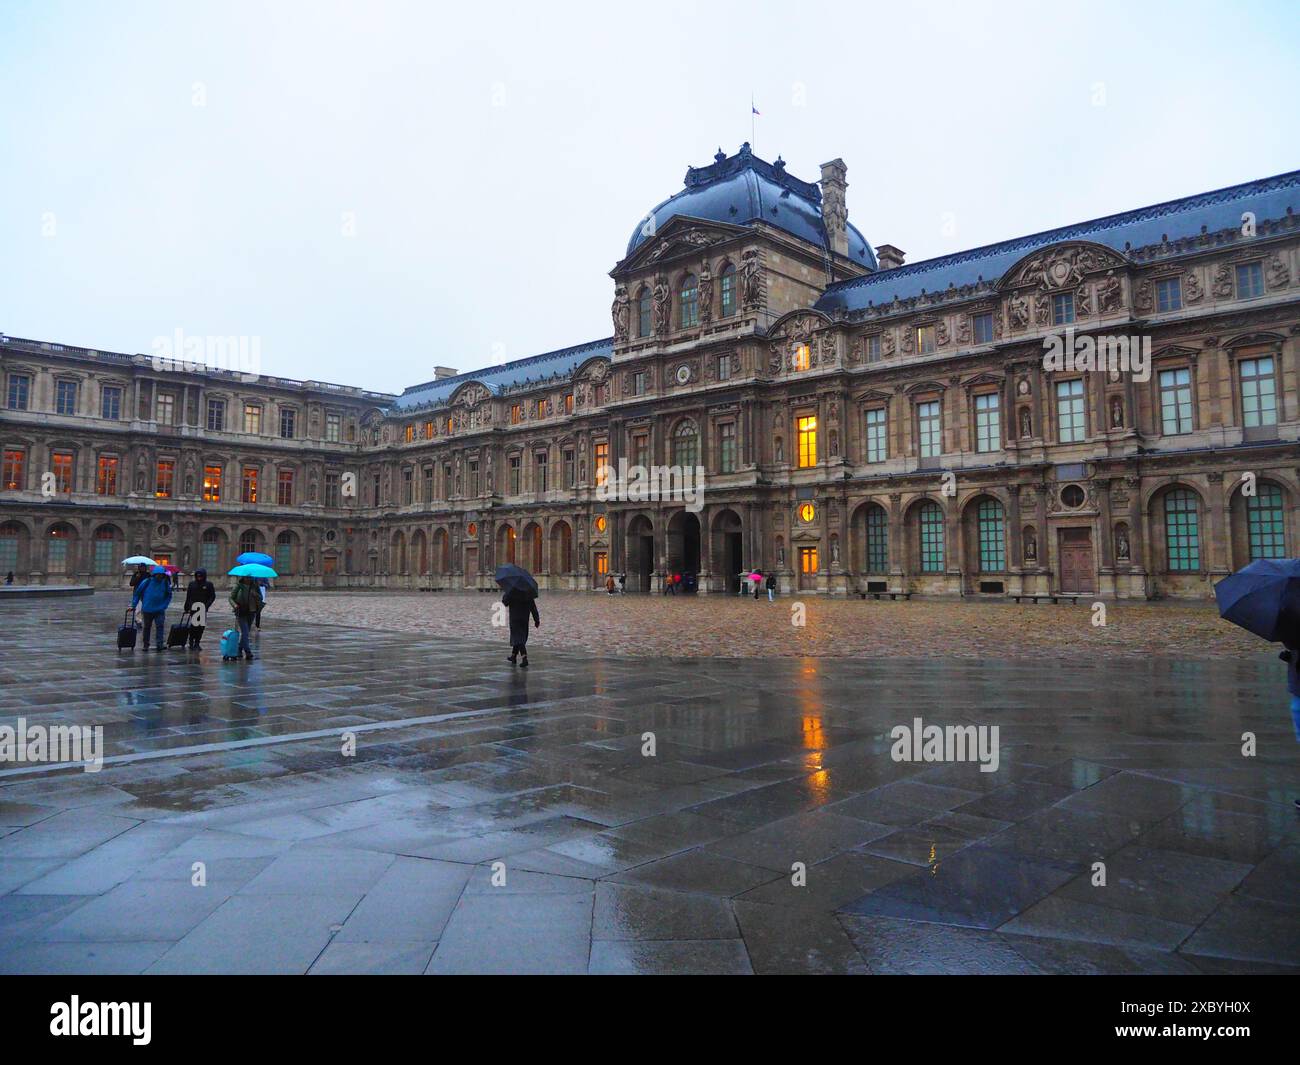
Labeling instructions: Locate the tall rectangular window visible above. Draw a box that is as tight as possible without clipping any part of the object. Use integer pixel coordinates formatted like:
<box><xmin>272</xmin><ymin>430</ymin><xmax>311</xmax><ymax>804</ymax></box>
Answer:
<box><xmin>866</xmin><ymin>506</ymin><xmax>888</xmax><ymax>572</ymax></box>
<box><xmin>94</xmin><ymin>531</ymin><xmax>116</xmax><ymax>575</ymax></box>
<box><xmin>917</xmin><ymin>400</ymin><xmax>941</xmax><ymax>459</ymax></box>
<box><xmin>594</xmin><ymin>441</ymin><xmax>609</xmax><ymax>486</ymax></box>
<box><xmin>1156</xmin><ymin>277</ymin><xmax>1182</xmax><ymax>312</ymax></box>
<box><xmin>719</xmin><ymin>421</ymin><xmax>736</xmax><ymax>473</ymax></box>
<box><xmin>3</xmin><ymin>449</ymin><xmax>25</xmax><ymax>490</ymax></box>
<box><xmin>1159</xmin><ymin>367</ymin><xmax>1194</xmax><ymax>435</ymax></box>
<box><xmin>7</xmin><ymin>374</ymin><xmax>30</xmax><ymax>410</ymax></box>
<box><xmin>203</xmin><ymin>465</ymin><xmax>222</xmax><ymax>502</ymax></box>
<box><xmin>974</xmin><ymin>392</ymin><xmax>1000</xmax><ymax>453</ymax></box>
<box><xmin>720</xmin><ymin>267</ymin><xmax>736</xmax><ymax>317</ymax></box>
<box><xmin>1056</xmin><ymin>379</ymin><xmax>1086</xmax><ymax>442</ymax></box>
<box><xmin>280</xmin><ymin>408</ymin><xmax>296</xmax><ymax>439</ymax></box>
<box><xmin>325</xmin><ymin>472</ymin><xmax>340</xmax><ymax>507</ymax></box>
<box><xmin>97</xmin><ymin>455</ymin><xmax>118</xmax><ymax>496</ymax></box>
<box><xmin>1240</xmin><ymin>356</ymin><xmax>1278</xmax><ymax>428</ymax></box>
<box><xmin>797</xmin><ymin>415</ymin><xmax>817</xmax><ymax>468</ymax></box>
<box><xmin>718</xmin><ymin>353</ymin><xmax>733</xmax><ymax>381</ymax></box>
<box><xmin>508</xmin><ymin>455</ymin><xmax>520</xmax><ymax>495</ymax></box>
<box><xmin>632</xmin><ymin>371</ymin><xmax>645</xmax><ymax>396</ymax></box>
<box><xmin>535</xmin><ymin>452</ymin><xmax>548</xmax><ymax>492</ymax></box>
<box><xmin>977</xmin><ymin>499</ymin><xmax>1005</xmax><ymax>572</ymax></box>
<box><xmin>1052</xmin><ymin>293</ymin><xmax>1075</xmax><ymax>325</ymax></box>
<box><xmin>511</xmin><ymin>404</ymin><xmax>522</xmax><ymax>425</ymax></box>
<box><xmin>325</xmin><ymin>412</ymin><xmax>341</xmax><ymax>441</ymax></box>
<box><xmin>422</xmin><ymin>465</ymin><xmax>434</xmax><ymax>502</ymax></box>
<box><xmin>244</xmin><ymin>404</ymin><xmax>262</xmax><ymax>434</ymax></box>
<box><xmin>917</xmin><ymin>325</ymin><xmax>936</xmax><ymax>354</ymax></box>
<box><xmin>919</xmin><ymin>502</ymin><xmax>944</xmax><ymax>572</ymax></box>
<box><xmin>1247</xmin><ymin>485</ymin><xmax>1286</xmax><ymax>561</ymax></box>
<box><xmin>207</xmin><ymin>398</ymin><xmax>226</xmax><ymax>432</ymax></box>
<box><xmin>101</xmin><ymin>386</ymin><xmax>122</xmax><ymax>420</ymax></box>
<box><xmin>632</xmin><ymin>434</ymin><xmax>649</xmax><ymax>469</ymax></box>
<box><xmin>563</xmin><ymin>450</ymin><xmax>575</xmax><ymax>488</ymax></box>
<box><xmin>865</xmin><ymin>407</ymin><xmax>887</xmax><ymax>463</ymax></box>
<box><xmin>56</xmin><ymin>379</ymin><xmax>78</xmax><ymax>415</ymax></box>
<box><xmin>1164</xmin><ymin>489</ymin><xmax>1200</xmax><ymax>571</ymax></box>
<box><xmin>155</xmin><ymin>460</ymin><xmax>174</xmax><ymax>498</ymax></box>
<box><xmin>973</xmin><ymin>313</ymin><xmax>994</xmax><ymax>344</ymax></box>
<box><xmin>274</xmin><ymin>469</ymin><xmax>293</xmax><ymax>506</ymax></box>
<box><xmin>242</xmin><ymin>466</ymin><xmax>259</xmax><ymax>504</ymax></box>
<box><xmin>1236</xmin><ymin>262</ymin><xmax>1263</xmax><ymax>299</ymax></box>
<box><xmin>866</xmin><ymin>334</ymin><xmax>882</xmax><ymax>362</ymax></box>
<box><xmin>155</xmin><ymin>393</ymin><xmax>175</xmax><ymax>425</ymax></box>
<box><xmin>51</xmin><ymin>450</ymin><xmax>74</xmax><ymax>494</ymax></box>
<box><xmin>400</xmin><ymin>467</ymin><xmax>412</xmax><ymax>504</ymax></box>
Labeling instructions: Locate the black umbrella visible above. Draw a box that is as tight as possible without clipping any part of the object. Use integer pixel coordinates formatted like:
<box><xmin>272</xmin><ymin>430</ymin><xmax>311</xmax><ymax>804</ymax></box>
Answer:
<box><xmin>1214</xmin><ymin>558</ymin><xmax>1300</xmax><ymax>643</ymax></box>
<box><xmin>495</xmin><ymin>564</ymin><xmax>538</xmax><ymax>597</ymax></box>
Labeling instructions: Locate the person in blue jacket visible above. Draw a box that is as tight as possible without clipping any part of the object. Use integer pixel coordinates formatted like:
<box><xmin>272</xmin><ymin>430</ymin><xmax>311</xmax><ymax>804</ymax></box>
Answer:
<box><xmin>131</xmin><ymin>565</ymin><xmax>173</xmax><ymax>652</ymax></box>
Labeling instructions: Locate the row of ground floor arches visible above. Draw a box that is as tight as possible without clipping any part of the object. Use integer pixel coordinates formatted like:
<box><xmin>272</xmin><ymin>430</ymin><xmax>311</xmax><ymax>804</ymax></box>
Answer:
<box><xmin>2</xmin><ymin>469</ymin><xmax>1295</xmax><ymax>598</ymax></box>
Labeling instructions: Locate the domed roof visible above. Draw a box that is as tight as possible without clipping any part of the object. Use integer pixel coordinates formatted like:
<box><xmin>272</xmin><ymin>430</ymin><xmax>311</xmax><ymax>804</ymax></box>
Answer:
<box><xmin>626</xmin><ymin>144</ymin><xmax>876</xmax><ymax>269</ymax></box>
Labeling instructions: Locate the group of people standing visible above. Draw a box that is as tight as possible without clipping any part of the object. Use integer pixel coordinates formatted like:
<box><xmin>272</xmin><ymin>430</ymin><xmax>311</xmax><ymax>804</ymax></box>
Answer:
<box><xmin>127</xmin><ymin>563</ymin><xmax>266</xmax><ymax>659</ymax></box>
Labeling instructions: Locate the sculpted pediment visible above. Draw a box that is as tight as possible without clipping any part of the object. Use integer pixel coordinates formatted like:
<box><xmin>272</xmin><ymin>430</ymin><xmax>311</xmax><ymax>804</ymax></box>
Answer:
<box><xmin>1001</xmin><ymin>241</ymin><xmax>1128</xmax><ymax>292</ymax></box>
<box><xmin>621</xmin><ymin>216</ymin><xmax>746</xmax><ymax>271</ymax></box>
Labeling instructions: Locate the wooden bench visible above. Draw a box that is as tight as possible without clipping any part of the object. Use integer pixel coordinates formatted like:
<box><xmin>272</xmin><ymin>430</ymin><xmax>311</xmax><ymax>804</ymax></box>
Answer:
<box><xmin>1012</xmin><ymin>594</ymin><xmax>1080</xmax><ymax>605</ymax></box>
<box><xmin>859</xmin><ymin>591</ymin><xmax>912</xmax><ymax>601</ymax></box>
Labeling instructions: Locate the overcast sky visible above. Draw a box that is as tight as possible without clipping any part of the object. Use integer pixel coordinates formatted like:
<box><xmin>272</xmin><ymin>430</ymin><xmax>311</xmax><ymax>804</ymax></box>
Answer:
<box><xmin>2</xmin><ymin>0</ymin><xmax>1296</xmax><ymax>395</ymax></box>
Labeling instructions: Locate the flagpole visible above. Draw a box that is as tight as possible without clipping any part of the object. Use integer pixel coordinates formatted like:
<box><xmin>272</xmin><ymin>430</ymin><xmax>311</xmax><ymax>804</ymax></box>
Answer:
<box><xmin>751</xmin><ymin>94</ymin><xmax>756</xmax><ymax>152</ymax></box>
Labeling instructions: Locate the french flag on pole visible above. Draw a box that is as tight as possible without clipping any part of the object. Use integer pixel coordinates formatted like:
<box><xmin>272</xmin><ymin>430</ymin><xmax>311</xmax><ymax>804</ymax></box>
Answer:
<box><xmin>752</xmin><ymin>104</ymin><xmax>761</xmax><ymax>116</ymax></box>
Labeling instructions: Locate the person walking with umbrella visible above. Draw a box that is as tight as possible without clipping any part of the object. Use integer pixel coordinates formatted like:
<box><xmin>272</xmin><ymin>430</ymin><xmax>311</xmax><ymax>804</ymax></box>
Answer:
<box><xmin>131</xmin><ymin>565</ymin><xmax>173</xmax><ymax>652</ymax></box>
<box><xmin>1215</xmin><ymin>558</ymin><xmax>1300</xmax><ymax>809</ymax></box>
<box><xmin>496</xmin><ymin>564</ymin><xmax>540</xmax><ymax>668</ymax></box>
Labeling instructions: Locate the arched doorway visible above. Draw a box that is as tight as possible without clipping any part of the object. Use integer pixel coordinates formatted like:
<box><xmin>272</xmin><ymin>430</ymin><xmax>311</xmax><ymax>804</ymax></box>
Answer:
<box><xmin>522</xmin><ymin>522</ymin><xmax>543</xmax><ymax>573</ymax></box>
<box><xmin>497</xmin><ymin>524</ymin><xmax>516</xmax><ymax>566</ymax></box>
<box><xmin>549</xmin><ymin>520</ymin><xmax>572</xmax><ymax>574</ymax></box>
<box><xmin>666</xmin><ymin>511</ymin><xmax>700</xmax><ymax>578</ymax></box>
<box><xmin>626</xmin><ymin>514</ymin><xmax>654</xmax><ymax>592</ymax></box>
<box><xmin>711</xmin><ymin>508</ymin><xmax>743</xmax><ymax>592</ymax></box>
<box><xmin>46</xmin><ymin>522</ymin><xmax>78</xmax><ymax>580</ymax></box>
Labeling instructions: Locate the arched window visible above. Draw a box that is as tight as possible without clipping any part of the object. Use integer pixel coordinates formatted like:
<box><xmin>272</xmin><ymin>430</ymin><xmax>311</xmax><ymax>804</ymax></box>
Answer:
<box><xmin>679</xmin><ymin>274</ymin><xmax>699</xmax><ymax>328</ymax></box>
<box><xmin>1163</xmin><ymin>489</ymin><xmax>1200</xmax><ymax>571</ymax></box>
<box><xmin>47</xmin><ymin>523</ymin><xmax>74</xmax><ymax>575</ymax></box>
<box><xmin>719</xmin><ymin>264</ymin><xmax>737</xmax><ymax>317</ymax></box>
<box><xmin>239</xmin><ymin>531</ymin><xmax>259</xmax><ymax>557</ymax></box>
<box><xmin>1247</xmin><ymin>484</ymin><xmax>1285</xmax><ymax>560</ymax></box>
<box><xmin>93</xmin><ymin>525</ymin><xmax>120</xmax><ymax>575</ymax></box>
<box><xmin>275</xmin><ymin>531</ymin><xmax>293</xmax><ymax>576</ymax></box>
<box><xmin>201</xmin><ymin>529</ymin><xmax>221</xmax><ymax>572</ymax></box>
<box><xmin>672</xmin><ymin>420</ymin><xmax>699</xmax><ymax>468</ymax></box>
<box><xmin>866</xmin><ymin>505</ymin><xmax>888</xmax><ymax>573</ymax></box>
<box><xmin>976</xmin><ymin>499</ymin><xmax>1005</xmax><ymax>573</ymax></box>
<box><xmin>918</xmin><ymin>502</ymin><xmax>944</xmax><ymax>573</ymax></box>
<box><xmin>0</xmin><ymin>521</ymin><xmax>20</xmax><ymax>576</ymax></box>
<box><xmin>637</xmin><ymin>286</ymin><xmax>652</xmax><ymax>338</ymax></box>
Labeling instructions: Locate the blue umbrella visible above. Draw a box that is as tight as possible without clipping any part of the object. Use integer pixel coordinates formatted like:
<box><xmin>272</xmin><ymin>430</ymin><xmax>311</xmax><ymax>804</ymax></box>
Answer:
<box><xmin>235</xmin><ymin>552</ymin><xmax>274</xmax><ymax>567</ymax></box>
<box><xmin>1214</xmin><ymin>558</ymin><xmax>1300</xmax><ymax>643</ymax></box>
<box><xmin>229</xmin><ymin>563</ymin><xmax>278</xmax><ymax>579</ymax></box>
<box><xmin>494</xmin><ymin>564</ymin><xmax>538</xmax><ymax>597</ymax></box>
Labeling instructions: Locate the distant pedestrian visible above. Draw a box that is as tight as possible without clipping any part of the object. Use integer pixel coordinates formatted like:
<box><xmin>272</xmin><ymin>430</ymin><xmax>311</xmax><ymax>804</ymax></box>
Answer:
<box><xmin>751</xmin><ymin>568</ymin><xmax>763</xmax><ymax>599</ymax></box>
<box><xmin>618</xmin><ymin>573</ymin><xmax>626</xmax><ymax>595</ymax></box>
<box><xmin>4</xmin><ymin>571</ymin><xmax>12</xmax><ymax>585</ymax></box>
<box><xmin>183</xmin><ymin>568</ymin><xmax>217</xmax><ymax>650</ymax></box>
<box><xmin>131</xmin><ymin>565</ymin><xmax>173</xmax><ymax>652</ymax></box>
<box><xmin>504</xmin><ymin>586</ymin><xmax>540</xmax><ymax>668</ymax></box>
<box><xmin>171</xmin><ymin>570</ymin><xmax>181</xmax><ymax>590</ymax></box>
<box><xmin>766</xmin><ymin>572</ymin><xmax>777</xmax><ymax>602</ymax></box>
<box><xmin>228</xmin><ymin>576</ymin><xmax>259</xmax><ymax>660</ymax></box>
<box><xmin>605</xmin><ymin>573</ymin><xmax>616</xmax><ymax>595</ymax></box>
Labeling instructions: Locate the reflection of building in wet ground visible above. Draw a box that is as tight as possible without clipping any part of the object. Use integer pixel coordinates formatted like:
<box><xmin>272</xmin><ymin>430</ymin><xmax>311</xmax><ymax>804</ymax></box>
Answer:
<box><xmin>0</xmin><ymin>597</ymin><xmax>1295</xmax><ymax>974</ymax></box>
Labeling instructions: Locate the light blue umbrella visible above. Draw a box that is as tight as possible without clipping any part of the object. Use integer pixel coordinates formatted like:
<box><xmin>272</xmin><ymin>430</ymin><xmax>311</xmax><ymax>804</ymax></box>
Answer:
<box><xmin>235</xmin><ymin>552</ymin><xmax>274</xmax><ymax>567</ymax></box>
<box><xmin>229</xmin><ymin>563</ymin><xmax>278</xmax><ymax>579</ymax></box>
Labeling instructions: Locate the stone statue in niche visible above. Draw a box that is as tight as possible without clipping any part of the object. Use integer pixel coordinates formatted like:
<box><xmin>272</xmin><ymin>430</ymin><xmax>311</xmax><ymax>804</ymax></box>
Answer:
<box><xmin>1116</xmin><ymin>527</ymin><xmax>1130</xmax><ymax>561</ymax></box>
<box><xmin>1097</xmin><ymin>272</ymin><xmax>1123</xmax><ymax>313</ymax></box>
<box><xmin>1110</xmin><ymin>395</ymin><xmax>1124</xmax><ymax>428</ymax></box>
<box><xmin>831</xmin><ymin>539</ymin><xmax>840</xmax><ymax>564</ymax></box>
<box><xmin>741</xmin><ymin>250</ymin><xmax>762</xmax><ymax>307</ymax></box>
<box><xmin>652</xmin><ymin>275</ymin><xmax>671</xmax><ymax>335</ymax></box>
<box><xmin>611</xmin><ymin>286</ymin><xmax>630</xmax><ymax>343</ymax></box>
<box><xmin>777</xmin><ymin>544</ymin><xmax>786</xmax><ymax>566</ymax></box>
<box><xmin>775</xmin><ymin>437</ymin><xmax>784</xmax><ymax>463</ymax></box>
<box><xmin>698</xmin><ymin>263</ymin><xmax>713</xmax><ymax>323</ymax></box>
<box><xmin>1019</xmin><ymin>407</ymin><xmax>1032</xmax><ymax>438</ymax></box>
<box><xmin>1008</xmin><ymin>294</ymin><xmax>1030</xmax><ymax>329</ymax></box>
<box><xmin>1023</xmin><ymin>530</ymin><xmax>1038</xmax><ymax>562</ymax></box>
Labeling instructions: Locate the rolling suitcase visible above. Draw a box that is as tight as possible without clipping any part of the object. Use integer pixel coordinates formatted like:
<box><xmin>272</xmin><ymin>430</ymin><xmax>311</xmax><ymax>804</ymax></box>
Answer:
<box><xmin>117</xmin><ymin>608</ymin><xmax>138</xmax><ymax>651</ymax></box>
<box><xmin>221</xmin><ymin>629</ymin><xmax>241</xmax><ymax>661</ymax></box>
<box><xmin>166</xmin><ymin>610</ymin><xmax>192</xmax><ymax>649</ymax></box>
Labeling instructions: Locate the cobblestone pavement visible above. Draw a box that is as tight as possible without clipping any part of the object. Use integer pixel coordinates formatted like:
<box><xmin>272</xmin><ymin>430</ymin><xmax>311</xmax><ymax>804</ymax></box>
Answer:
<box><xmin>0</xmin><ymin>596</ymin><xmax>1296</xmax><ymax>975</ymax></box>
<box><xmin>265</xmin><ymin>590</ymin><xmax>1264</xmax><ymax>659</ymax></box>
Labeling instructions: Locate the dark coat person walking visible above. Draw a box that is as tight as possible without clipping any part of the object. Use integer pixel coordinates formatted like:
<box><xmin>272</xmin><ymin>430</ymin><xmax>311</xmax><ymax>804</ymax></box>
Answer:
<box><xmin>504</xmin><ymin>587</ymin><xmax>540</xmax><ymax>667</ymax></box>
<box><xmin>183</xmin><ymin>569</ymin><xmax>217</xmax><ymax>649</ymax></box>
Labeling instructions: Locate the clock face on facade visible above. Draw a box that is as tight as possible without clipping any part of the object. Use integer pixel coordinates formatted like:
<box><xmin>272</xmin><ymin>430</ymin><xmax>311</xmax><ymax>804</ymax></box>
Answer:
<box><xmin>675</xmin><ymin>364</ymin><xmax>691</xmax><ymax>384</ymax></box>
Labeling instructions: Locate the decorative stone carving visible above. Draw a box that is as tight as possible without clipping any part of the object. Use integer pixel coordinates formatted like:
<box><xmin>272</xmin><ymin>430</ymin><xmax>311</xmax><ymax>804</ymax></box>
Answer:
<box><xmin>1097</xmin><ymin>271</ymin><xmax>1123</xmax><ymax>314</ymax></box>
<box><xmin>1212</xmin><ymin>262</ymin><xmax>1233</xmax><ymax>298</ymax></box>
<box><xmin>1266</xmin><ymin>253</ymin><xmax>1291</xmax><ymax>289</ymax></box>
<box><xmin>956</xmin><ymin>315</ymin><xmax>971</xmax><ymax>344</ymax></box>
<box><xmin>1184</xmin><ymin>270</ymin><xmax>1204</xmax><ymax>302</ymax></box>
<box><xmin>1009</xmin><ymin>294</ymin><xmax>1030</xmax><ymax>329</ymax></box>
<box><xmin>741</xmin><ymin>250</ymin><xmax>763</xmax><ymax>308</ymax></box>
<box><xmin>936</xmin><ymin>320</ymin><xmax>949</xmax><ymax>346</ymax></box>
<box><xmin>1109</xmin><ymin>395</ymin><xmax>1124</xmax><ymax>428</ymax></box>
<box><xmin>882</xmin><ymin>330</ymin><xmax>896</xmax><ymax>356</ymax></box>
<box><xmin>1076</xmin><ymin>284</ymin><xmax>1092</xmax><ymax>318</ymax></box>
<box><xmin>652</xmin><ymin>275</ymin><xmax>671</xmax><ymax>335</ymax></box>
<box><xmin>698</xmin><ymin>263</ymin><xmax>713</xmax><ymax>324</ymax></box>
<box><xmin>1033</xmin><ymin>294</ymin><xmax>1050</xmax><ymax>325</ymax></box>
<box><xmin>1135</xmin><ymin>279</ymin><xmax>1153</xmax><ymax>313</ymax></box>
<box><xmin>611</xmin><ymin>286</ymin><xmax>630</xmax><ymax>343</ymax></box>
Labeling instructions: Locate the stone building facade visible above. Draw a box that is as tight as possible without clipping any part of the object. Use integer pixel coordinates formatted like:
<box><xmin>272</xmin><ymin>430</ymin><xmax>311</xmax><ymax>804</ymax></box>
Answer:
<box><xmin>3</xmin><ymin>145</ymin><xmax>1298</xmax><ymax>597</ymax></box>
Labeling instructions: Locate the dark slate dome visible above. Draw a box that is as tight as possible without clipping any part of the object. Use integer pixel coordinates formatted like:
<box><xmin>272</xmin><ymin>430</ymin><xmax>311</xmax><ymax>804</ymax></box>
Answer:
<box><xmin>626</xmin><ymin>144</ymin><xmax>876</xmax><ymax>269</ymax></box>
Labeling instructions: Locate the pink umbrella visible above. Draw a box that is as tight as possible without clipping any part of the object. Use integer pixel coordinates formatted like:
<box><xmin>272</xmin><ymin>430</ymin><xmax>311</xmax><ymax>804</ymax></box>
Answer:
<box><xmin>160</xmin><ymin>564</ymin><xmax>181</xmax><ymax>575</ymax></box>
<box><xmin>747</xmin><ymin>571</ymin><xmax>764</xmax><ymax>582</ymax></box>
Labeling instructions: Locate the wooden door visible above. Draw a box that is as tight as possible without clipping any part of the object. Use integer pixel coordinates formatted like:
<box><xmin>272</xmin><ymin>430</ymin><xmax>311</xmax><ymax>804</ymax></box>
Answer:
<box><xmin>1058</xmin><ymin>527</ymin><xmax>1095</xmax><ymax>593</ymax></box>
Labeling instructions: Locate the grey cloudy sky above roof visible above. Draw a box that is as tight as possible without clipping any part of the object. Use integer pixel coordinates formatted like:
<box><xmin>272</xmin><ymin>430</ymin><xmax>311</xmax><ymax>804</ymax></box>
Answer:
<box><xmin>1</xmin><ymin>0</ymin><xmax>1296</xmax><ymax>394</ymax></box>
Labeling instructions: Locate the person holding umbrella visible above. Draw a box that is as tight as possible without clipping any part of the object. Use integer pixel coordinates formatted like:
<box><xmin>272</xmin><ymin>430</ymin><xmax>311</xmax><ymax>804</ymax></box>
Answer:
<box><xmin>131</xmin><ymin>565</ymin><xmax>173</xmax><ymax>652</ymax></box>
<box><xmin>495</xmin><ymin>564</ymin><xmax>540</xmax><ymax>668</ymax></box>
<box><xmin>227</xmin><ymin>561</ymin><xmax>276</xmax><ymax>660</ymax></box>
<box><xmin>1215</xmin><ymin>558</ymin><xmax>1300</xmax><ymax>808</ymax></box>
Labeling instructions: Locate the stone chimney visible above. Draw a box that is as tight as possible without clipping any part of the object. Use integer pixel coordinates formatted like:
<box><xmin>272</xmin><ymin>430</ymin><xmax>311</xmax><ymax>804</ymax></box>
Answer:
<box><xmin>876</xmin><ymin>244</ymin><xmax>906</xmax><ymax>271</ymax></box>
<box><xmin>434</xmin><ymin>366</ymin><xmax>458</xmax><ymax>380</ymax></box>
<box><xmin>819</xmin><ymin>158</ymin><xmax>849</xmax><ymax>258</ymax></box>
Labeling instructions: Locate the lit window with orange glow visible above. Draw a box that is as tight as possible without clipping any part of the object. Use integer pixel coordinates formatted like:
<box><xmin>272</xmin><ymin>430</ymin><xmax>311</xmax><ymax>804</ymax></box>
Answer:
<box><xmin>594</xmin><ymin>441</ymin><xmax>609</xmax><ymax>486</ymax></box>
<box><xmin>797</xmin><ymin>415</ymin><xmax>817</xmax><ymax>468</ymax></box>
<box><xmin>793</xmin><ymin>343</ymin><xmax>810</xmax><ymax>371</ymax></box>
<box><xmin>798</xmin><ymin>502</ymin><xmax>815</xmax><ymax>523</ymax></box>
<box><xmin>595</xmin><ymin>515</ymin><xmax>607</xmax><ymax>534</ymax></box>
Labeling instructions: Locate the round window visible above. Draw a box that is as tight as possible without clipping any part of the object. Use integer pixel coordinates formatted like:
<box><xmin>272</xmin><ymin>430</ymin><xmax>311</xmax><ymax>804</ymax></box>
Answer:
<box><xmin>467</xmin><ymin>522</ymin><xmax>477</xmax><ymax>537</ymax></box>
<box><xmin>1061</xmin><ymin>484</ymin><xmax>1086</xmax><ymax>508</ymax></box>
<box><xmin>595</xmin><ymin>515</ymin><xmax>607</xmax><ymax>534</ymax></box>
<box><xmin>798</xmin><ymin>502</ymin><xmax>816</xmax><ymax>523</ymax></box>
<box><xmin>325</xmin><ymin>530</ymin><xmax>337</xmax><ymax>543</ymax></box>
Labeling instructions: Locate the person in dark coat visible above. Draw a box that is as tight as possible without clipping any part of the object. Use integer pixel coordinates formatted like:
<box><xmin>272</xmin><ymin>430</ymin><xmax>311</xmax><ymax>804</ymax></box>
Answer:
<box><xmin>129</xmin><ymin>563</ymin><xmax>148</xmax><ymax>590</ymax></box>
<box><xmin>1278</xmin><ymin>613</ymin><xmax>1300</xmax><ymax>810</ymax></box>
<box><xmin>183</xmin><ymin>568</ymin><xmax>217</xmax><ymax>649</ymax></box>
<box><xmin>504</xmin><ymin>587</ymin><xmax>540</xmax><ymax>668</ymax></box>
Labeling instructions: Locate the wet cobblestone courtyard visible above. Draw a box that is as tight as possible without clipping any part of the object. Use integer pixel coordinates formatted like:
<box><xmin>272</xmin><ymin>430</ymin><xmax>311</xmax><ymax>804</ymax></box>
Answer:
<box><xmin>0</xmin><ymin>594</ymin><xmax>1297</xmax><ymax>974</ymax></box>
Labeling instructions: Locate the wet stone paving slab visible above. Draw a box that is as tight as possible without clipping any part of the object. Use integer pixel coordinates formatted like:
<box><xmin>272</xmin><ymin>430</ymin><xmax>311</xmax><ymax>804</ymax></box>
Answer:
<box><xmin>0</xmin><ymin>595</ymin><xmax>1296</xmax><ymax>975</ymax></box>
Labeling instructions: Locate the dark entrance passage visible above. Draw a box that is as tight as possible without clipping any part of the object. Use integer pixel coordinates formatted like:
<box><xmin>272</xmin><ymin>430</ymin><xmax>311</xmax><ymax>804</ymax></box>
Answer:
<box><xmin>712</xmin><ymin>508</ymin><xmax>744</xmax><ymax>593</ymax></box>
<box><xmin>667</xmin><ymin>511</ymin><xmax>700</xmax><ymax>578</ymax></box>
<box><xmin>627</xmin><ymin>515</ymin><xmax>654</xmax><ymax>593</ymax></box>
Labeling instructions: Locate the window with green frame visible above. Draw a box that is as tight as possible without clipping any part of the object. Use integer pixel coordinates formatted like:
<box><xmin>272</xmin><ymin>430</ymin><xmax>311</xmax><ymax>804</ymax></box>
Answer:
<box><xmin>866</xmin><ymin>505</ymin><xmax>888</xmax><ymax>573</ymax></box>
<box><xmin>1247</xmin><ymin>484</ymin><xmax>1286</xmax><ymax>560</ymax></box>
<box><xmin>976</xmin><ymin>498</ymin><xmax>1005</xmax><ymax>572</ymax></box>
<box><xmin>1163</xmin><ymin>489</ymin><xmax>1200</xmax><ymax>571</ymax></box>
<box><xmin>918</xmin><ymin>501</ymin><xmax>944</xmax><ymax>572</ymax></box>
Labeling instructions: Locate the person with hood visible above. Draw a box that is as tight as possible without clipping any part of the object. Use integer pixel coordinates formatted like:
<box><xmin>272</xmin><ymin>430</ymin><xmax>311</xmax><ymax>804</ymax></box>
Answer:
<box><xmin>131</xmin><ymin>565</ymin><xmax>173</xmax><ymax>651</ymax></box>
<box><xmin>183</xmin><ymin>568</ymin><xmax>217</xmax><ymax>650</ymax></box>
<box><xmin>765</xmin><ymin>571</ymin><xmax>777</xmax><ymax>602</ymax></box>
<box><xmin>504</xmin><ymin>586</ymin><xmax>540</xmax><ymax>668</ymax></box>
<box><xmin>228</xmin><ymin>575</ymin><xmax>259</xmax><ymax>660</ymax></box>
<box><xmin>129</xmin><ymin>562</ymin><xmax>149</xmax><ymax>590</ymax></box>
